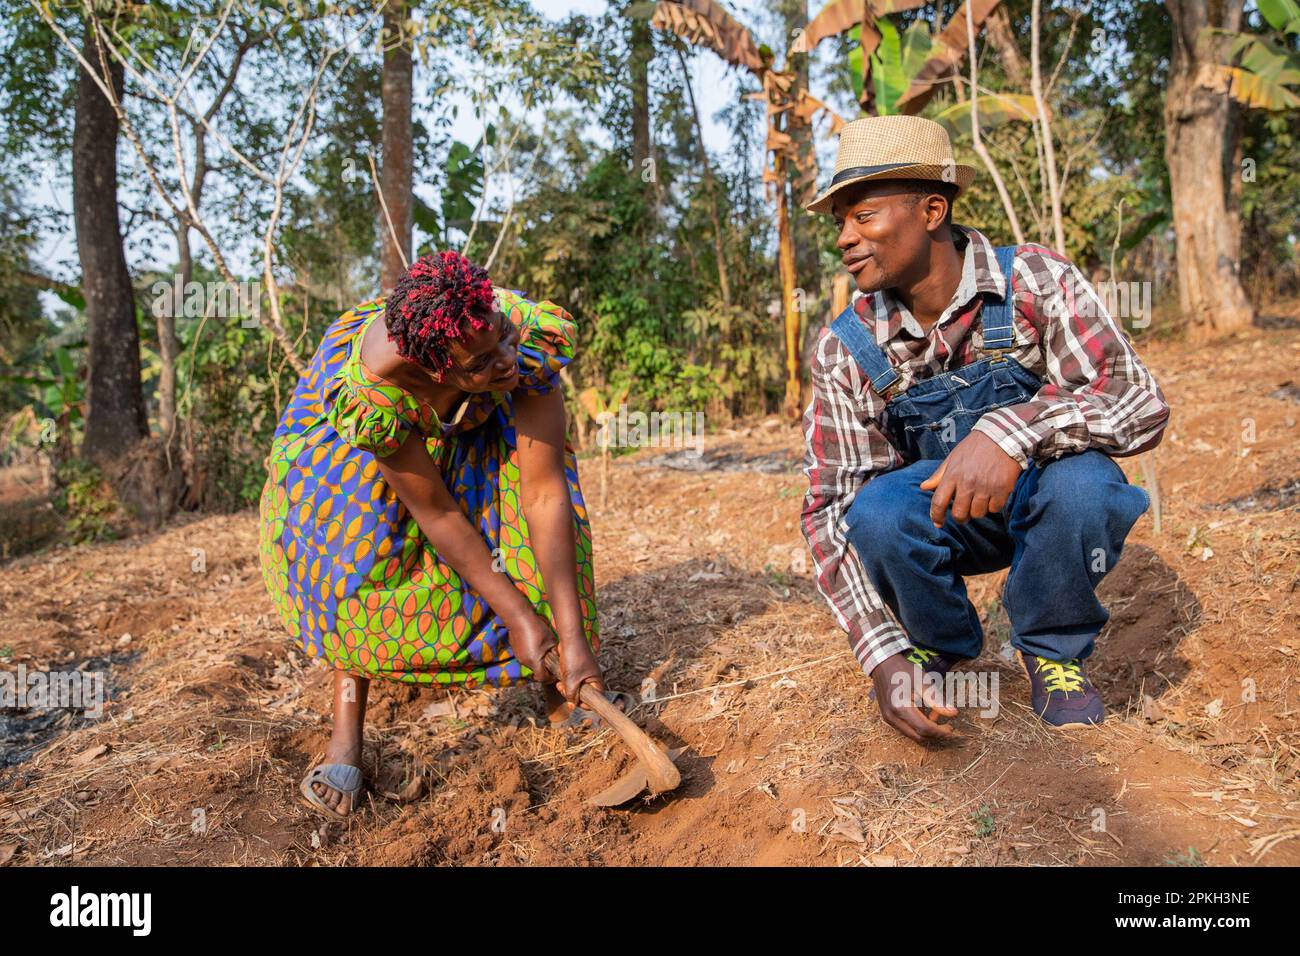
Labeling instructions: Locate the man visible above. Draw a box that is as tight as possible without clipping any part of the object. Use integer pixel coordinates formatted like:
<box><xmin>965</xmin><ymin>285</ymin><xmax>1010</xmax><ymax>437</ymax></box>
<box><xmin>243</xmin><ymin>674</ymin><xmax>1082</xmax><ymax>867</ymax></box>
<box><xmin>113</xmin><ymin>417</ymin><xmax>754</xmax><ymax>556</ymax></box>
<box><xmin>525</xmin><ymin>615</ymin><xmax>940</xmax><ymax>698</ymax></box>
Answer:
<box><xmin>800</xmin><ymin>115</ymin><xmax>1169</xmax><ymax>740</ymax></box>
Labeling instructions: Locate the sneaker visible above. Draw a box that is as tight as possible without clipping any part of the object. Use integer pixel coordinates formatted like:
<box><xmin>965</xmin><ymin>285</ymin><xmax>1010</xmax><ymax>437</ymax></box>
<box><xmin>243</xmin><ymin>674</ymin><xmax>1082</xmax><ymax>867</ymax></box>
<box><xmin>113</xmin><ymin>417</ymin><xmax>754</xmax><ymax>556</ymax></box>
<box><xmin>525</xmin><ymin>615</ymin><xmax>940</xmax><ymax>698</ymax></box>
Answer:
<box><xmin>1021</xmin><ymin>652</ymin><xmax>1105</xmax><ymax>727</ymax></box>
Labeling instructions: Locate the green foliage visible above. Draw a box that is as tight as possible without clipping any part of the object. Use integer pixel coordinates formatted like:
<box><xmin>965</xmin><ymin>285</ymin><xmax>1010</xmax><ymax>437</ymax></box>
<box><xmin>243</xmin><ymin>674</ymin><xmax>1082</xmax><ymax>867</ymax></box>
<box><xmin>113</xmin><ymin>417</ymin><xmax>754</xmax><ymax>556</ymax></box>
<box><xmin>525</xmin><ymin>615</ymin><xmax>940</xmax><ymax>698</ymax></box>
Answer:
<box><xmin>1205</xmin><ymin>24</ymin><xmax>1300</xmax><ymax>110</ymax></box>
<box><xmin>683</xmin><ymin>298</ymin><xmax>781</xmax><ymax>415</ymax></box>
<box><xmin>0</xmin><ymin>343</ymin><xmax>82</xmax><ymax>427</ymax></box>
<box><xmin>2</xmin><ymin>0</ymin><xmax>1298</xmax><ymax>544</ymax></box>
<box><xmin>54</xmin><ymin>459</ymin><xmax>120</xmax><ymax>544</ymax></box>
<box><xmin>1258</xmin><ymin>0</ymin><xmax>1300</xmax><ymax>34</ymax></box>
<box><xmin>1241</xmin><ymin>109</ymin><xmax>1300</xmax><ymax>298</ymax></box>
<box><xmin>0</xmin><ymin>178</ymin><xmax>57</xmax><ymax>381</ymax></box>
<box><xmin>177</xmin><ymin>303</ymin><xmax>299</xmax><ymax>512</ymax></box>
<box><xmin>491</xmin><ymin>108</ymin><xmax>763</xmax><ymax>416</ymax></box>
<box><xmin>859</xmin><ymin>17</ymin><xmax>934</xmax><ymax>114</ymax></box>
<box><xmin>932</xmin><ymin>93</ymin><xmax>1038</xmax><ymax>137</ymax></box>
<box><xmin>438</xmin><ymin>138</ymin><xmax>487</xmax><ymax>244</ymax></box>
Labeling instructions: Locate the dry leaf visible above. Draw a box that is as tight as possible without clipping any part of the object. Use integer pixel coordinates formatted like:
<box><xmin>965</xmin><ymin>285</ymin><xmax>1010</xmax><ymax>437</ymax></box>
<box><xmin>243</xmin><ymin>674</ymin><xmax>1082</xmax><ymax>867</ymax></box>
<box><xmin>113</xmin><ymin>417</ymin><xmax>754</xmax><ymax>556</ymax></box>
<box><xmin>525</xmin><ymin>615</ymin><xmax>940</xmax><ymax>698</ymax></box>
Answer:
<box><xmin>422</xmin><ymin>699</ymin><xmax>456</xmax><ymax>720</ymax></box>
<box><xmin>71</xmin><ymin>744</ymin><xmax>109</xmax><ymax>767</ymax></box>
<box><xmin>650</xmin><ymin>0</ymin><xmax>764</xmax><ymax>74</ymax></box>
<box><xmin>1141</xmin><ymin>694</ymin><xmax>1165</xmax><ymax>722</ymax></box>
<box><xmin>896</xmin><ymin>0</ymin><xmax>1003</xmax><ymax>115</ymax></box>
<box><xmin>829</xmin><ymin>816</ymin><xmax>866</xmax><ymax>843</ymax></box>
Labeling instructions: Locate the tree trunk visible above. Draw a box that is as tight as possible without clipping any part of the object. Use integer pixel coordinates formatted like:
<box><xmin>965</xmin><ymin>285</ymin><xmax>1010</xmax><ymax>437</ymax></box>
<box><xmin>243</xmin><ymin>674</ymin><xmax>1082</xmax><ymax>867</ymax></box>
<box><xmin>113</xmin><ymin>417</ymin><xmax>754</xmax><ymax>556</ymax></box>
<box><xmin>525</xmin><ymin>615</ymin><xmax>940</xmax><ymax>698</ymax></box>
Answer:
<box><xmin>73</xmin><ymin>18</ymin><xmax>147</xmax><ymax>465</ymax></box>
<box><xmin>775</xmin><ymin>152</ymin><xmax>801</xmax><ymax>420</ymax></box>
<box><xmin>629</xmin><ymin>6</ymin><xmax>653</xmax><ymax>192</ymax></box>
<box><xmin>675</xmin><ymin>48</ymin><xmax>731</xmax><ymax>307</ymax></box>
<box><xmin>986</xmin><ymin>5</ymin><xmax>1027</xmax><ymax>86</ymax></box>
<box><xmin>1163</xmin><ymin>0</ymin><xmax>1254</xmax><ymax>336</ymax></box>
<box><xmin>780</xmin><ymin>0</ymin><xmax>819</xmax><ymax>298</ymax></box>
<box><xmin>380</xmin><ymin>0</ymin><xmax>413</xmax><ymax>290</ymax></box>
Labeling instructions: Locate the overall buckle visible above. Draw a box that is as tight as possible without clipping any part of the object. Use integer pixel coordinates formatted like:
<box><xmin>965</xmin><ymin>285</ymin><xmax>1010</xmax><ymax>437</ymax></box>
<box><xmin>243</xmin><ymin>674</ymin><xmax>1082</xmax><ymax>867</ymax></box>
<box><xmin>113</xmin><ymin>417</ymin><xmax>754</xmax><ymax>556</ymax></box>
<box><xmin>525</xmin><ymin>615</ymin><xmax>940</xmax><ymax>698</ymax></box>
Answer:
<box><xmin>880</xmin><ymin>377</ymin><xmax>905</xmax><ymax>400</ymax></box>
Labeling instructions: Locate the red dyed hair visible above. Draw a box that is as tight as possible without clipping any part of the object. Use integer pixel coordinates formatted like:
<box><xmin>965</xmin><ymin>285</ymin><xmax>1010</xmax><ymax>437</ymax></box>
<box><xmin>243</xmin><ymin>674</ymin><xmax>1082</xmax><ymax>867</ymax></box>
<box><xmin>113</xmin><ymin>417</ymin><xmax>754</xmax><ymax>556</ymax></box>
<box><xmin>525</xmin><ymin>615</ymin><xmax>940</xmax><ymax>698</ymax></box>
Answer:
<box><xmin>384</xmin><ymin>251</ymin><xmax>495</xmax><ymax>374</ymax></box>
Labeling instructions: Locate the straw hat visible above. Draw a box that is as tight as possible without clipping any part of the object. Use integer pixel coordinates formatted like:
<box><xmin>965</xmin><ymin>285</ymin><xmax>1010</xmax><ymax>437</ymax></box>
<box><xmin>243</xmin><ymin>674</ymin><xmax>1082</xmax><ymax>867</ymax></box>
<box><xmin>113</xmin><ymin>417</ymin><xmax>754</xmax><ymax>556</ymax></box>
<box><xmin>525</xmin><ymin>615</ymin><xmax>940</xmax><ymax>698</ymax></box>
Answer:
<box><xmin>806</xmin><ymin>115</ymin><xmax>976</xmax><ymax>215</ymax></box>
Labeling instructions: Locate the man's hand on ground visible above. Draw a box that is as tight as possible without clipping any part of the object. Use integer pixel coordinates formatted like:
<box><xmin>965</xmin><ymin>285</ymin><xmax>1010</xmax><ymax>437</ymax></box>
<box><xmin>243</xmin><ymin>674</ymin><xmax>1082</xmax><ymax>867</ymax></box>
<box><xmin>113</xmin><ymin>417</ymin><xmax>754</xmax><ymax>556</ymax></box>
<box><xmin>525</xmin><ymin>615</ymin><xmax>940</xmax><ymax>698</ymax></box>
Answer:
<box><xmin>919</xmin><ymin>430</ymin><xmax>1022</xmax><ymax>527</ymax></box>
<box><xmin>870</xmin><ymin>653</ymin><xmax>958</xmax><ymax>743</ymax></box>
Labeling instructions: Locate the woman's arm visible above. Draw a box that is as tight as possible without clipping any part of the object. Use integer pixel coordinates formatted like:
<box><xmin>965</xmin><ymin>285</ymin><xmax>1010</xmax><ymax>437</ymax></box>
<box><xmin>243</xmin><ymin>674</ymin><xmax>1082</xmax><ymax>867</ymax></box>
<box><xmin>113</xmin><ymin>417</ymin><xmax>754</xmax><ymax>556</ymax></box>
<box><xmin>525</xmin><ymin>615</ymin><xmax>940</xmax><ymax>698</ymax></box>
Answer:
<box><xmin>514</xmin><ymin>386</ymin><xmax>602</xmax><ymax>700</ymax></box>
<box><xmin>375</xmin><ymin>433</ymin><xmax>557</xmax><ymax>680</ymax></box>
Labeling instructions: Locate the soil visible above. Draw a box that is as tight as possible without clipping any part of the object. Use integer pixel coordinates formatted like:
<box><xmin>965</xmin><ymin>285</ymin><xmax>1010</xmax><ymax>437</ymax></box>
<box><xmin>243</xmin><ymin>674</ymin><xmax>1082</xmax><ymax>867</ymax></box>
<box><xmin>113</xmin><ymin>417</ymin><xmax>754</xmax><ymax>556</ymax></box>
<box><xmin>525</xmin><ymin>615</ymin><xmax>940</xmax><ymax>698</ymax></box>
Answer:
<box><xmin>1</xmin><ymin>326</ymin><xmax>1297</xmax><ymax>867</ymax></box>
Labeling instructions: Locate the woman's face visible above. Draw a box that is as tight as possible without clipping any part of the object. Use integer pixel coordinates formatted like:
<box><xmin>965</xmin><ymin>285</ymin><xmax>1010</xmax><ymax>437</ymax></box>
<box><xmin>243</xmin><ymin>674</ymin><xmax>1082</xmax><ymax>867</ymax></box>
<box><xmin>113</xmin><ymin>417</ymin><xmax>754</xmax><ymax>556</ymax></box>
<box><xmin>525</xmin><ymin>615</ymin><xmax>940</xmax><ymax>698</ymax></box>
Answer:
<box><xmin>440</xmin><ymin>307</ymin><xmax>520</xmax><ymax>393</ymax></box>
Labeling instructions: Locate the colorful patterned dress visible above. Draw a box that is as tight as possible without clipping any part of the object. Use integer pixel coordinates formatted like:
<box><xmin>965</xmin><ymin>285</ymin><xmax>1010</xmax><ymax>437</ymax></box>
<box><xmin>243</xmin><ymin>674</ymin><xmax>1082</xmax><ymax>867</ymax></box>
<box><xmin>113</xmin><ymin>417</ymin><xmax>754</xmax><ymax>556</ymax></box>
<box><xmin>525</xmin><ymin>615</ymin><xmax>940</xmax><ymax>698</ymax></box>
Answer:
<box><xmin>258</xmin><ymin>289</ymin><xmax>598</xmax><ymax>687</ymax></box>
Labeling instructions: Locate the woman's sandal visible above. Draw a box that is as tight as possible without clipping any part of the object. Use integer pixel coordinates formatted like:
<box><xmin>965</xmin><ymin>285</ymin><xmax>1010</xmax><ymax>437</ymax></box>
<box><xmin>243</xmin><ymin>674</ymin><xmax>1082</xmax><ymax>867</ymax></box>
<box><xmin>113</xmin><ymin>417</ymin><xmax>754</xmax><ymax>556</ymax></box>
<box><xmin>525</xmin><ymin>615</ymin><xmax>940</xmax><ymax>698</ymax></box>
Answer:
<box><xmin>299</xmin><ymin>762</ymin><xmax>365</xmax><ymax>822</ymax></box>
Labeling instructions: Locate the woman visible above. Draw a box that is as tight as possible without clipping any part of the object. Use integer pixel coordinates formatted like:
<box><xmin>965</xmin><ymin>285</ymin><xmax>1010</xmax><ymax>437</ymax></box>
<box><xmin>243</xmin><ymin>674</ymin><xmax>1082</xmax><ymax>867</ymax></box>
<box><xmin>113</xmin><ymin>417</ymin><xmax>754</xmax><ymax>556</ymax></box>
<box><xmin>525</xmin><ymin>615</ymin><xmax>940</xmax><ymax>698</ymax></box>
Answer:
<box><xmin>259</xmin><ymin>251</ymin><xmax>609</xmax><ymax>820</ymax></box>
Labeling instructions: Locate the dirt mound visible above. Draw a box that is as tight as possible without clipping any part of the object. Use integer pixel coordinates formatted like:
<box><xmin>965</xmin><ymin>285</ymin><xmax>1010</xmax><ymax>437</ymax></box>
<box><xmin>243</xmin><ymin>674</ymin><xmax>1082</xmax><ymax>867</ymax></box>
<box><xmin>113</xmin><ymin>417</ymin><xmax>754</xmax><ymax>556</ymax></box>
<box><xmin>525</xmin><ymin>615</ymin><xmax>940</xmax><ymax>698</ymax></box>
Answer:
<box><xmin>1092</xmin><ymin>544</ymin><xmax>1201</xmax><ymax>704</ymax></box>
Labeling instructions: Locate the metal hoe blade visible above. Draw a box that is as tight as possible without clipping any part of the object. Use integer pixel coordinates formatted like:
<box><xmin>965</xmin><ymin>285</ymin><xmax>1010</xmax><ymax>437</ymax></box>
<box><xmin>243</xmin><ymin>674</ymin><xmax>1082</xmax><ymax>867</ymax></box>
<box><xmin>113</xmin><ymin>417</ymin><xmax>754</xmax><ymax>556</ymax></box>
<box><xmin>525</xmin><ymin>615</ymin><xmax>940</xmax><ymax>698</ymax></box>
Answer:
<box><xmin>589</xmin><ymin>747</ymin><xmax>685</xmax><ymax>808</ymax></box>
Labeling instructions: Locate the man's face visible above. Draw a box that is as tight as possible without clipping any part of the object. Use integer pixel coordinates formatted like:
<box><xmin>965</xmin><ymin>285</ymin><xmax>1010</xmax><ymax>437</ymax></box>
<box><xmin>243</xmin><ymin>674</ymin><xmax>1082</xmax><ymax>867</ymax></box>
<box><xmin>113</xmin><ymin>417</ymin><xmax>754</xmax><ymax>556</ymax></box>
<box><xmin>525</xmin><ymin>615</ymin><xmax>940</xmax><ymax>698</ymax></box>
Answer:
<box><xmin>833</xmin><ymin>183</ymin><xmax>940</xmax><ymax>294</ymax></box>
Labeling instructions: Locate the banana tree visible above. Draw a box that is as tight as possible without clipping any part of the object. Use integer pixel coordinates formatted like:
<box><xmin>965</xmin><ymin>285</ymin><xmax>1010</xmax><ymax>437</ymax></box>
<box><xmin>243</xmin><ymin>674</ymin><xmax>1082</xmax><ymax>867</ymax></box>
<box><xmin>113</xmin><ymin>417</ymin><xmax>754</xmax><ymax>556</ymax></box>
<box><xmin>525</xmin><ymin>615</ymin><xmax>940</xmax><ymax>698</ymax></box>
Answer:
<box><xmin>792</xmin><ymin>0</ymin><xmax>928</xmax><ymax>112</ymax></box>
<box><xmin>792</xmin><ymin>0</ymin><xmax>1004</xmax><ymax>115</ymax></box>
<box><xmin>840</xmin><ymin>14</ymin><xmax>1036</xmax><ymax>129</ymax></box>
<box><xmin>1201</xmin><ymin>0</ymin><xmax>1300</xmax><ymax>110</ymax></box>
<box><xmin>649</xmin><ymin>0</ymin><xmax>844</xmax><ymax>419</ymax></box>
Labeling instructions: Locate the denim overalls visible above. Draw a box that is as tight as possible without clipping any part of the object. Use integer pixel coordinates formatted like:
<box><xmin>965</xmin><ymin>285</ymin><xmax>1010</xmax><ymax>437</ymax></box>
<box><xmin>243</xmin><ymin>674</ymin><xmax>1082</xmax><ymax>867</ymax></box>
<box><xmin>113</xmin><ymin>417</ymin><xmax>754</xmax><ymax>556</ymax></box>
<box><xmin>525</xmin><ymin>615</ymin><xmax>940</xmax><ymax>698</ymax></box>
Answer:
<box><xmin>830</xmin><ymin>246</ymin><xmax>1041</xmax><ymax>460</ymax></box>
<box><xmin>834</xmin><ymin>246</ymin><xmax>1150</xmax><ymax>663</ymax></box>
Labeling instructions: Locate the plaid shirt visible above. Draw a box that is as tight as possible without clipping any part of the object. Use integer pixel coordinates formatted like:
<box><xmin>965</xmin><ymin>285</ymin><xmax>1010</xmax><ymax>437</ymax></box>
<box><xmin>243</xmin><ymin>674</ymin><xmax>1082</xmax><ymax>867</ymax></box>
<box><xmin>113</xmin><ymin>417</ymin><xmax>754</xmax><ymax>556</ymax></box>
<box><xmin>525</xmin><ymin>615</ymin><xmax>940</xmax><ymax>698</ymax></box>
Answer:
<box><xmin>801</xmin><ymin>225</ymin><xmax>1170</xmax><ymax>675</ymax></box>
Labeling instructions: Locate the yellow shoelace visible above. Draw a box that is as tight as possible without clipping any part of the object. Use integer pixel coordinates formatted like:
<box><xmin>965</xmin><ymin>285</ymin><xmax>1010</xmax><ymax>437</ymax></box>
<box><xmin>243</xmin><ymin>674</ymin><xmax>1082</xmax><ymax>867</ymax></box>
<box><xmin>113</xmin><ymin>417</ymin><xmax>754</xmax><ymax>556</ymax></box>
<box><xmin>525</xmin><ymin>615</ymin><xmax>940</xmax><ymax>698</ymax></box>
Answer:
<box><xmin>906</xmin><ymin>647</ymin><xmax>940</xmax><ymax>667</ymax></box>
<box><xmin>1033</xmin><ymin>657</ymin><xmax>1085</xmax><ymax>693</ymax></box>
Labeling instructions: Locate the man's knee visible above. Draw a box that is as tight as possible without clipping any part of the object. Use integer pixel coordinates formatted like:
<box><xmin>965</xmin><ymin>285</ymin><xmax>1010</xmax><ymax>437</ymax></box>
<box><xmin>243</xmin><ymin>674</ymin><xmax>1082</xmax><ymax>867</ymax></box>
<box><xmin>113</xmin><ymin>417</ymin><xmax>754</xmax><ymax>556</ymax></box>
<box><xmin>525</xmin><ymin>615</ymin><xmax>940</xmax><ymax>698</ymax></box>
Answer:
<box><xmin>1030</xmin><ymin>451</ymin><xmax>1149</xmax><ymax>536</ymax></box>
<box><xmin>844</xmin><ymin>461</ymin><xmax>940</xmax><ymax>552</ymax></box>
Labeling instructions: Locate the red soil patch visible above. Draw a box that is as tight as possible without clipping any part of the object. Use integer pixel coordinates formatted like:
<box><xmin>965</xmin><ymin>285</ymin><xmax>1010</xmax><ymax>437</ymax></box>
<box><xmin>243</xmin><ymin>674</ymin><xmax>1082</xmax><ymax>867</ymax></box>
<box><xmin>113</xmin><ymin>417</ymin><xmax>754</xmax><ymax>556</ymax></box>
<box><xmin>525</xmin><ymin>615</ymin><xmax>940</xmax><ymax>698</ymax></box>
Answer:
<box><xmin>1</xmin><ymin>326</ymin><xmax>1297</xmax><ymax>866</ymax></box>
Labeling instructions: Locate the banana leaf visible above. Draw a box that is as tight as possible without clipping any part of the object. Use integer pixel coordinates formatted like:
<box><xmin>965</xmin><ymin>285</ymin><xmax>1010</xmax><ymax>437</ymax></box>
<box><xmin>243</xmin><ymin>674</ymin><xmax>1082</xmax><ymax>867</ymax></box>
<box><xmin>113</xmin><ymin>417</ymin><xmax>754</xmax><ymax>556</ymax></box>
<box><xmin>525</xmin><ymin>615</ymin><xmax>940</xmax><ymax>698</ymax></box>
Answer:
<box><xmin>895</xmin><ymin>0</ymin><xmax>1002</xmax><ymax>115</ymax></box>
<box><xmin>1257</xmin><ymin>0</ymin><xmax>1300</xmax><ymax>33</ymax></box>
<box><xmin>1200</xmin><ymin>29</ymin><xmax>1300</xmax><ymax>110</ymax></box>
<box><xmin>874</xmin><ymin>19</ymin><xmax>934</xmax><ymax>114</ymax></box>
<box><xmin>931</xmin><ymin>92</ymin><xmax>1038</xmax><ymax>135</ymax></box>
<box><xmin>650</xmin><ymin>0</ymin><xmax>765</xmax><ymax>74</ymax></box>
<box><xmin>792</xmin><ymin>0</ymin><xmax>927</xmax><ymax>55</ymax></box>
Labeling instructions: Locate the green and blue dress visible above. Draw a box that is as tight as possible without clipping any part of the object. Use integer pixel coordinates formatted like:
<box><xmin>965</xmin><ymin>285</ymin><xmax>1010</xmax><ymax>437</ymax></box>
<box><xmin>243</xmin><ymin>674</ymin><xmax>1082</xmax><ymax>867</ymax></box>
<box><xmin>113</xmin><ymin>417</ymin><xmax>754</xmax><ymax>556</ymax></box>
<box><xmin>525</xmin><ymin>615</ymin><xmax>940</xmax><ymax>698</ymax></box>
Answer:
<box><xmin>258</xmin><ymin>289</ymin><xmax>598</xmax><ymax>687</ymax></box>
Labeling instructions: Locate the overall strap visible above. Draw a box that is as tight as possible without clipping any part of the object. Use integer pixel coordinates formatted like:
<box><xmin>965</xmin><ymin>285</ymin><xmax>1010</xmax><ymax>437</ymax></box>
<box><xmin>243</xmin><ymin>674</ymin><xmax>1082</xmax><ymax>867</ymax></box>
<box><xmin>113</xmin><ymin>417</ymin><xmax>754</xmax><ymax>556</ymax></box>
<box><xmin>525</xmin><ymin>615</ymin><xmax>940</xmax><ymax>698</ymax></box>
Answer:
<box><xmin>981</xmin><ymin>244</ymin><xmax>1019</xmax><ymax>355</ymax></box>
<box><xmin>829</xmin><ymin>303</ymin><xmax>900</xmax><ymax>398</ymax></box>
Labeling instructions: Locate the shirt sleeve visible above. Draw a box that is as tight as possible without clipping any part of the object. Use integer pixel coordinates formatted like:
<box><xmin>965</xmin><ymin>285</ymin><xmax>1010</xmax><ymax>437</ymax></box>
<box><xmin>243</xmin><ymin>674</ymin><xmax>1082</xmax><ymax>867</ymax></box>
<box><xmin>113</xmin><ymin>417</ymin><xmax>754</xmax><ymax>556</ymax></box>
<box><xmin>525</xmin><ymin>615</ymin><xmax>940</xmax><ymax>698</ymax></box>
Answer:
<box><xmin>328</xmin><ymin>365</ymin><xmax>435</xmax><ymax>459</ymax></box>
<box><xmin>498</xmin><ymin>288</ymin><xmax>577</xmax><ymax>396</ymax></box>
<box><xmin>800</xmin><ymin>328</ymin><xmax>912</xmax><ymax>676</ymax></box>
<box><xmin>972</xmin><ymin>250</ymin><xmax>1170</xmax><ymax>465</ymax></box>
